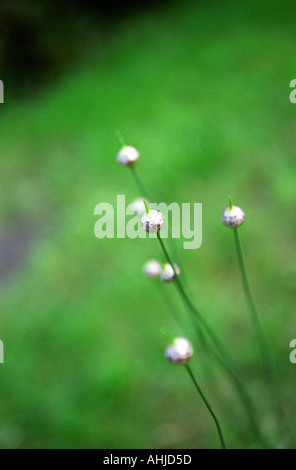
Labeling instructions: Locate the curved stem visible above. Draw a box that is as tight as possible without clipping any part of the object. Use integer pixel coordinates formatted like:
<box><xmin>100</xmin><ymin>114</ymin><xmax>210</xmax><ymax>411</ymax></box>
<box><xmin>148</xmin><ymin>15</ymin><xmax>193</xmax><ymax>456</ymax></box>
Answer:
<box><xmin>233</xmin><ymin>229</ymin><xmax>271</xmax><ymax>371</ymax></box>
<box><xmin>115</xmin><ymin>131</ymin><xmax>126</xmax><ymax>148</ymax></box>
<box><xmin>157</xmin><ymin>233</ymin><xmax>209</xmax><ymax>353</ymax></box>
<box><xmin>185</xmin><ymin>365</ymin><xmax>227</xmax><ymax>449</ymax></box>
<box><xmin>233</xmin><ymin>228</ymin><xmax>285</xmax><ymax>435</ymax></box>
<box><xmin>130</xmin><ymin>166</ymin><xmax>153</xmax><ymax>201</ymax></box>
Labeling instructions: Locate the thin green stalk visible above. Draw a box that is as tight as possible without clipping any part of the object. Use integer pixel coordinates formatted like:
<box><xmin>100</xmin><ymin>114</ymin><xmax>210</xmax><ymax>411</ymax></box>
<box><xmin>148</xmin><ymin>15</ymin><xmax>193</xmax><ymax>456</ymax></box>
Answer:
<box><xmin>130</xmin><ymin>165</ymin><xmax>153</xmax><ymax>201</ymax></box>
<box><xmin>115</xmin><ymin>130</ymin><xmax>126</xmax><ymax>148</ymax></box>
<box><xmin>233</xmin><ymin>228</ymin><xmax>271</xmax><ymax>376</ymax></box>
<box><xmin>143</xmin><ymin>198</ymin><xmax>150</xmax><ymax>214</ymax></box>
<box><xmin>156</xmin><ymin>233</ymin><xmax>208</xmax><ymax>353</ymax></box>
<box><xmin>185</xmin><ymin>365</ymin><xmax>227</xmax><ymax>449</ymax></box>
<box><xmin>157</xmin><ymin>231</ymin><xmax>268</xmax><ymax>447</ymax></box>
<box><xmin>161</xmin><ymin>327</ymin><xmax>175</xmax><ymax>343</ymax></box>
<box><xmin>233</xmin><ymin>227</ymin><xmax>287</xmax><ymax>440</ymax></box>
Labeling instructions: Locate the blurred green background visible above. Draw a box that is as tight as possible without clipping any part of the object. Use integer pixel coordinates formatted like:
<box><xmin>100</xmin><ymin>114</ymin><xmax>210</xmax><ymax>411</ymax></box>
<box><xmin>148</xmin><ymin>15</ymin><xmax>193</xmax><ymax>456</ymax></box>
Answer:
<box><xmin>0</xmin><ymin>0</ymin><xmax>296</xmax><ymax>449</ymax></box>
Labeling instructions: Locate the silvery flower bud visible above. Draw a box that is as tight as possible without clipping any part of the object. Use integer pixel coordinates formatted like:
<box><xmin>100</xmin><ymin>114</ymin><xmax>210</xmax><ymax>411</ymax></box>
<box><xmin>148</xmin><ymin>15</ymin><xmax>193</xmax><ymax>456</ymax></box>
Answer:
<box><xmin>222</xmin><ymin>205</ymin><xmax>245</xmax><ymax>228</ymax></box>
<box><xmin>116</xmin><ymin>146</ymin><xmax>139</xmax><ymax>166</ymax></box>
<box><xmin>160</xmin><ymin>263</ymin><xmax>180</xmax><ymax>282</ymax></box>
<box><xmin>165</xmin><ymin>337</ymin><xmax>193</xmax><ymax>365</ymax></box>
<box><xmin>143</xmin><ymin>260</ymin><xmax>162</xmax><ymax>279</ymax></box>
<box><xmin>130</xmin><ymin>198</ymin><xmax>148</xmax><ymax>217</ymax></box>
<box><xmin>141</xmin><ymin>210</ymin><xmax>165</xmax><ymax>233</ymax></box>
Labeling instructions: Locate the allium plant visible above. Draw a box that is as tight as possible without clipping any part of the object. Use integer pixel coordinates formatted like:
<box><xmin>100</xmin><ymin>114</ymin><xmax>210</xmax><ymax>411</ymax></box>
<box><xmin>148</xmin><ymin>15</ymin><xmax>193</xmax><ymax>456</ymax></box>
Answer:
<box><xmin>223</xmin><ymin>196</ymin><xmax>285</xmax><ymax>439</ymax></box>
<box><xmin>143</xmin><ymin>199</ymin><xmax>267</xmax><ymax>446</ymax></box>
<box><xmin>115</xmin><ymin>140</ymin><xmax>275</xmax><ymax>448</ymax></box>
<box><xmin>163</xmin><ymin>331</ymin><xmax>226</xmax><ymax>449</ymax></box>
<box><xmin>141</xmin><ymin>208</ymin><xmax>165</xmax><ymax>233</ymax></box>
<box><xmin>222</xmin><ymin>196</ymin><xmax>268</xmax><ymax>367</ymax></box>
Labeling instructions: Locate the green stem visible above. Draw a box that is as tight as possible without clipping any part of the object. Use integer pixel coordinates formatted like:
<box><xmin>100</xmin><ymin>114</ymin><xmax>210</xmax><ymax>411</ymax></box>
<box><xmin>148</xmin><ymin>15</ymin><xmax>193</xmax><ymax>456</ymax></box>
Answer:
<box><xmin>157</xmin><ymin>233</ymin><xmax>209</xmax><ymax>353</ymax></box>
<box><xmin>157</xmin><ymin>231</ymin><xmax>268</xmax><ymax>447</ymax></box>
<box><xmin>161</xmin><ymin>327</ymin><xmax>175</xmax><ymax>344</ymax></box>
<box><xmin>233</xmin><ymin>228</ymin><xmax>272</xmax><ymax>378</ymax></box>
<box><xmin>115</xmin><ymin>130</ymin><xmax>126</xmax><ymax>147</ymax></box>
<box><xmin>130</xmin><ymin>166</ymin><xmax>153</xmax><ymax>201</ymax></box>
<box><xmin>185</xmin><ymin>365</ymin><xmax>227</xmax><ymax>449</ymax></box>
<box><xmin>233</xmin><ymin>227</ymin><xmax>287</xmax><ymax>440</ymax></box>
<box><xmin>143</xmin><ymin>198</ymin><xmax>150</xmax><ymax>214</ymax></box>
<box><xmin>229</xmin><ymin>195</ymin><xmax>233</xmax><ymax>210</ymax></box>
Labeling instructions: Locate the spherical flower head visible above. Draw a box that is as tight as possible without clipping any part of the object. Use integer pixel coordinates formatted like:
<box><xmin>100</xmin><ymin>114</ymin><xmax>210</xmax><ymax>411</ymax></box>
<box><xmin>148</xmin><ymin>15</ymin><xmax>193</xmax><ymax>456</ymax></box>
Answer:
<box><xmin>116</xmin><ymin>146</ymin><xmax>139</xmax><ymax>166</ymax></box>
<box><xmin>141</xmin><ymin>210</ymin><xmax>165</xmax><ymax>233</ymax></box>
<box><xmin>222</xmin><ymin>205</ymin><xmax>245</xmax><ymax>228</ymax></box>
<box><xmin>143</xmin><ymin>260</ymin><xmax>162</xmax><ymax>279</ymax></box>
<box><xmin>165</xmin><ymin>337</ymin><xmax>193</xmax><ymax>365</ymax></box>
<box><xmin>130</xmin><ymin>198</ymin><xmax>148</xmax><ymax>217</ymax></box>
<box><xmin>160</xmin><ymin>263</ymin><xmax>180</xmax><ymax>282</ymax></box>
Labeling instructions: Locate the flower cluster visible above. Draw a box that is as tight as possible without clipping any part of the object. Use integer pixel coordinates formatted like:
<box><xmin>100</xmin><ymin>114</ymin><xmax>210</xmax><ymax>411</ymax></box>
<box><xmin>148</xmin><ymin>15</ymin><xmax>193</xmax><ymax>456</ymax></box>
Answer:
<box><xmin>222</xmin><ymin>205</ymin><xmax>245</xmax><ymax>228</ymax></box>
<box><xmin>141</xmin><ymin>210</ymin><xmax>165</xmax><ymax>233</ymax></box>
<box><xmin>165</xmin><ymin>337</ymin><xmax>193</xmax><ymax>365</ymax></box>
<box><xmin>116</xmin><ymin>146</ymin><xmax>139</xmax><ymax>166</ymax></box>
<box><xmin>115</xmin><ymin>143</ymin><xmax>254</xmax><ymax>449</ymax></box>
<box><xmin>143</xmin><ymin>260</ymin><xmax>180</xmax><ymax>282</ymax></box>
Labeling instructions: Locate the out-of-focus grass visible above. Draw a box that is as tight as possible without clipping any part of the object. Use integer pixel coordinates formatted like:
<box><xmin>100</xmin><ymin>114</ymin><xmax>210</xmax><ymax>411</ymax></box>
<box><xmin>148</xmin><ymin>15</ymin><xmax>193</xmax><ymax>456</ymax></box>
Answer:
<box><xmin>1</xmin><ymin>0</ymin><xmax>296</xmax><ymax>449</ymax></box>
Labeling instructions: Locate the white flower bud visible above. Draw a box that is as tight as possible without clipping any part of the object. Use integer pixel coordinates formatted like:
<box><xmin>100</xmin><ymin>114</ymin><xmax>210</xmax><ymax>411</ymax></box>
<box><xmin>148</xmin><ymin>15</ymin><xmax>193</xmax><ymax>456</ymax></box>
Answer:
<box><xmin>165</xmin><ymin>337</ymin><xmax>193</xmax><ymax>365</ymax></box>
<box><xmin>129</xmin><ymin>198</ymin><xmax>148</xmax><ymax>217</ymax></box>
<box><xmin>143</xmin><ymin>260</ymin><xmax>162</xmax><ymax>279</ymax></box>
<box><xmin>116</xmin><ymin>146</ymin><xmax>139</xmax><ymax>166</ymax></box>
<box><xmin>222</xmin><ymin>205</ymin><xmax>245</xmax><ymax>228</ymax></box>
<box><xmin>141</xmin><ymin>210</ymin><xmax>165</xmax><ymax>233</ymax></box>
<box><xmin>160</xmin><ymin>263</ymin><xmax>180</xmax><ymax>282</ymax></box>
